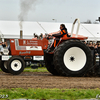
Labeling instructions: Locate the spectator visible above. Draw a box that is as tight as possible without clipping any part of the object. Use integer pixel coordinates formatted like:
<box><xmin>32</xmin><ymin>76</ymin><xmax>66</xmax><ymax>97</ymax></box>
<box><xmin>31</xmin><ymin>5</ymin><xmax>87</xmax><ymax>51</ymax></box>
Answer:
<box><xmin>2</xmin><ymin>41</ymin><xmax>8</xmax><ymax>48</ymax></box>
<box><xmin>86</xmin><ymin>43</ymin><xmax>89</xmax><ymax>47</ymax></box>
<box><xmin>4</xmin><ymin>42</ymin><xmax>8</xmax><ymax>47</ymax></box>
<box><xmin>83</xmin><ymin>41</ymin><xmax>86</xmax><ymax>44</ymax></box>
<box><xmin>94</xmin><ymin>44</ymin><xmax>98</xmax><ymax>55</ymax></box>
<box><xmin>93</xmin><ymin>43</ymin><xmax>96</xmax><ymax>46</ymax></box>
<box><xmin>98</xmin><ymin>43</ymin><xmax>100</xmax><ymax>55</ymax></box>
<box><xmin>2</xmin><ymin>42</ymin><xmax>6</xmax><ymax>48</ymax></box>
<box><xmin>88</xmin><ymin>42</ymin><xmax>94</xmax><ymax>50</ymax></box>
<box><xmin>0</xmin><ymin>41</ymin><xmax>4</xmax><ymax>53</ymax></box>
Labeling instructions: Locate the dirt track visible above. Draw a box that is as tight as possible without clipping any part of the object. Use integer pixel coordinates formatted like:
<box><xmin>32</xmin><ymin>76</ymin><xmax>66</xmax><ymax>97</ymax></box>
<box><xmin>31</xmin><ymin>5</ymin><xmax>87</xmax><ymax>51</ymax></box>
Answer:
<box><xmin>0</xmin><ymin>71</ymin><xmax>100</xmax><ymax>89</ymax></box>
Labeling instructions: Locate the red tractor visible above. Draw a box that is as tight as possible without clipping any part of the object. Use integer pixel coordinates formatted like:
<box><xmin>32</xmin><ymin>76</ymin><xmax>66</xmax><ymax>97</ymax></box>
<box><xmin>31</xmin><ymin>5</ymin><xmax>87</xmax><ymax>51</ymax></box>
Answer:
<box><xmin>0</xmin><ymin>19</ymin><xmax>93</xmax><ymax>76</ymax></box>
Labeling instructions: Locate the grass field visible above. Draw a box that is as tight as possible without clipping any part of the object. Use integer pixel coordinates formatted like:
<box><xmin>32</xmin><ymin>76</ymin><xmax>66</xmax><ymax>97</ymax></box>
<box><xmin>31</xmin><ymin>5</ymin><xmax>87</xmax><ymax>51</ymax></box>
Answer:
<box><xmin>0</xmin><ymin>67</ymin><xmax>48</xmax><ymax>72</ymax></box>
<box><xmin>24</xmin><ymin>67</ymin><xmax>48</xmax><ymax>72</ymax></box>
<box><xmin>0</xmin><ymin>67</ymin><xmax>100</xmax><ymax>100</ymax></box>
<box><xmin>0</xmin><ymin>88</ymin><xmax>99</xmax><ymax>99</ymax></box>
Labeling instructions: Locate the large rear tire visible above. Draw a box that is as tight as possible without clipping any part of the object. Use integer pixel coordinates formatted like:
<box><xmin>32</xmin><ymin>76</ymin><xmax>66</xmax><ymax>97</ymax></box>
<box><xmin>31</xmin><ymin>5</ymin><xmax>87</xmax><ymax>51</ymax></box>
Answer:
<box><xmin>54</xmin><ymin>40</ymin><xmax>93</xmax><ymax>77</ymax></box>
<box><xmin>44</xmin><ymin>52</ymin><xmax>59</xmax><ymax>75</ymax></box>
<box><xmin>7</xmin><ymin>56</ymin><xmax>25</xmax><ymax>75</ymax></box>
<box><xmin>0</xmin><ymin>61</ymin><xmax>9</xmax><ymax>73</ymax></box>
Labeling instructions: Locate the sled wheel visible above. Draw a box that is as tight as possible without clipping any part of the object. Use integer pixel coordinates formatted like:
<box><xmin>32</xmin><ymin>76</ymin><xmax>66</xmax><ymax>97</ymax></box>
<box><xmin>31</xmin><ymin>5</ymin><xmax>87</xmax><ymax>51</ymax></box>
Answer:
<box><xmin>54</xmin><ymin>39</ymin><xmax>93</xmax><ymax>77</ymax></box>
<box><xmin>7</xmin><ymin>56</ymin><xmax>25</xmax><ymax>75</ymax></box>
<box><xmin>0</xmin><ymin>61</ymin><xmax>9</xmax><ymax>73</ymax></box>
<box><xmin>44</xmin><ymin>51</ymin><xmax>59</xmax><ymax>76</ymax></box>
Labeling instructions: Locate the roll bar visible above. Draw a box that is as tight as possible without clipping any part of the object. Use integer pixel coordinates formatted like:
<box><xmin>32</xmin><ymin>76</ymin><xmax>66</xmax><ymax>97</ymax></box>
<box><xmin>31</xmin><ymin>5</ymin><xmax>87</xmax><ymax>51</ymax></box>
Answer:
<box><xmin>71</xmin><ymin>18</ymin><xmax>80</xmax><ymax>37</ymax></box>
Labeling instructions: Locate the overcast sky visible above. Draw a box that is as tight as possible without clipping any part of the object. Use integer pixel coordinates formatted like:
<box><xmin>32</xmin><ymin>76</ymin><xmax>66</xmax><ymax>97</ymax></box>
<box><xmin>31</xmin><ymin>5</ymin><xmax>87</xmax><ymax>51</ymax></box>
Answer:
<box><xmin>0</xmin><ymin>0</ymin><xmax>100</xmax><ymax>23</ymax></box>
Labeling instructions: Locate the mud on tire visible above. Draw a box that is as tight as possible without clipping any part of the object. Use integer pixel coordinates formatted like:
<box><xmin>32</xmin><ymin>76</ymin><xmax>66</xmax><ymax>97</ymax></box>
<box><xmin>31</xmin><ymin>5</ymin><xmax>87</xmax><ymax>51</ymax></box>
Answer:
<box><xmin>53</xmin><ymin>40</ymin><xmax>93</xmax><ymax>77</ymax></box>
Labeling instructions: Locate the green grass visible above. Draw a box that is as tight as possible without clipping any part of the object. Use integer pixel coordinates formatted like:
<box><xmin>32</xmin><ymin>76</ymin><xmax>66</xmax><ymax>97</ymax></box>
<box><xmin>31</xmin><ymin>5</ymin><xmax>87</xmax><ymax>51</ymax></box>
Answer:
<box><xmin>0</xmin><ymin>67</ymin><xmax>99</xmax><ymax>99</ymax></box>
<box><xmin>24</xmin><ymin>67</ymin><xmax>48</xmax><ymax>72</ymax></box>
<box><xmin>0</xmin><ymin>88</ymin><xmax>100</xmax><ymax>100</ymax></box>
<box><xmin>0</xmin><ymin>67</ymin><xmax>48</xmax><ymax>72</ymax></box>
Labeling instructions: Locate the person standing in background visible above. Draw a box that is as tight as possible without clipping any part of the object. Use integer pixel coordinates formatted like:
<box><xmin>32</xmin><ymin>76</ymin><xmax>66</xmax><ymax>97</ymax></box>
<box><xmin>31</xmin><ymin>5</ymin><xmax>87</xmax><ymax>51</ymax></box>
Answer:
<box><xmin>2</xmin><ymin>42</ymin><xmax>6</xmax><ymax>48</ymax></box>
<box><xmin>2</xmin><ymin>41</ymin><xmax>7</xmax><ymax>48</ymax></box>
<box><xmin>0</xmin><ymin>41</ymin><xmax>4</xmax><ymax>53</ymax></box>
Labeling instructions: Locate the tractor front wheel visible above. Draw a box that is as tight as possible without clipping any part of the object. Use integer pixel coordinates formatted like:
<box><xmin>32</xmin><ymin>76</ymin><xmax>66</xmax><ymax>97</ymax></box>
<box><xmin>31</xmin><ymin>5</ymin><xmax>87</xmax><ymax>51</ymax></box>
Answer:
<box><xmin>7</xmin><ymin>56</ymin><xmax>25</xmax><ymax>75</ymax></box>
<box><xmin>54</xmin><ymin>40</ymin><xmax>93</xmax><ymax>77</ymax></box>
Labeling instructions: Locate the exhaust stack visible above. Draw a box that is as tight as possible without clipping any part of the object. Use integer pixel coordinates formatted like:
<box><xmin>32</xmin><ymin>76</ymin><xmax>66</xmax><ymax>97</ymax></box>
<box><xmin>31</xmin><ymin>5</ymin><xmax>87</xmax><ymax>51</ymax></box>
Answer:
<box><xmin>20</xmin><ymin>30</ymin><xmax>23</xmax><ymax>39</ymax></box>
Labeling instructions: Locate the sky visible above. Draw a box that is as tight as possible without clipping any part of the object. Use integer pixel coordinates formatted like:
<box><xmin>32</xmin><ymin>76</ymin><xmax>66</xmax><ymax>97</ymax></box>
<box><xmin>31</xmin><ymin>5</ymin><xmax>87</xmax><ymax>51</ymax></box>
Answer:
<box><xmin>0</xmin><ymin>0</ymin><xmax>100</xmax><ymax>23</ymax></box>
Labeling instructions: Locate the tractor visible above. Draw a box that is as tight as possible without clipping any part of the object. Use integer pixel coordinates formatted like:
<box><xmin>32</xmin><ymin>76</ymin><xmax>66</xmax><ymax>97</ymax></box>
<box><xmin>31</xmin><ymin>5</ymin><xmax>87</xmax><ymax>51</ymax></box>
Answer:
<box><xmin>0</xmin><ymin>19</ymin><xmax>93</xmax><ymax>76</ymax></box>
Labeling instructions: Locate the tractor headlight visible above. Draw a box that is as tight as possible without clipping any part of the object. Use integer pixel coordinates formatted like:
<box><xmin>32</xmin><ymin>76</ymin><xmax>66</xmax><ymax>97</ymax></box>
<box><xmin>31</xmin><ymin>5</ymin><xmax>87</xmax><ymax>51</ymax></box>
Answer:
<box><xmin>3</xmin><ymin>48</ymin><xmax>9</xmax><ymax>55</ymax></box>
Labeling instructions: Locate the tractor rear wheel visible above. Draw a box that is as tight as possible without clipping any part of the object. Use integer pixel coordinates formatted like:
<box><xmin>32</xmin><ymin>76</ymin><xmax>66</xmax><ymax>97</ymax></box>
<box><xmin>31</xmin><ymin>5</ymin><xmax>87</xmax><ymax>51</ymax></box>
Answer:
<box><xmin>54</xmin><ymin>40</ymin><xmax>93</xmax><ymax>77</ymax></box>
<box><xmin>0</xmin><ymin>61</ymin><xmax>9</xmax><ymax>73</ymax></box>
<box><xmin>7</xmin><ymin>56</ymin><xmax>25</xmax><ymax>75</ymax></box>
<box><xmin>44</xmin><ymin>52</ymin><xmax>59</xmax><ymax>75</ymax></box>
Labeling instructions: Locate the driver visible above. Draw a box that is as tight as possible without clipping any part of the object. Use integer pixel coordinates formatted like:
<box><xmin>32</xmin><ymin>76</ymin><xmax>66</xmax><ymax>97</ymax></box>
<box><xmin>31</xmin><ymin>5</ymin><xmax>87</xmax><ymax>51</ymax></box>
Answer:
<box><xmin>48</xmin><ymin>24</ymin><xmax>70</xmax><ymax>52</ymax></box>
<box><xmin>52</xmin><ymin>24</ymin><xmax>70</xmax><ymax>47</ymax></box>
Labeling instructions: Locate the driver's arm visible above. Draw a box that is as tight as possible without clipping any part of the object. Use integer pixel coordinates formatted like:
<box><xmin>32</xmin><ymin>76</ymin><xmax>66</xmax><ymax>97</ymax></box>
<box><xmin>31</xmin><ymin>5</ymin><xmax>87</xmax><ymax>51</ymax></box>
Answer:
<box><xmin>52</xmin><ymin>30</ymin><xmax>67</xmax><ymax>37</ymax></box>
<box><xmin>52</xmin><ymin>33</ymin><xmax>63</xmax><ymax>37</ymax></box>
